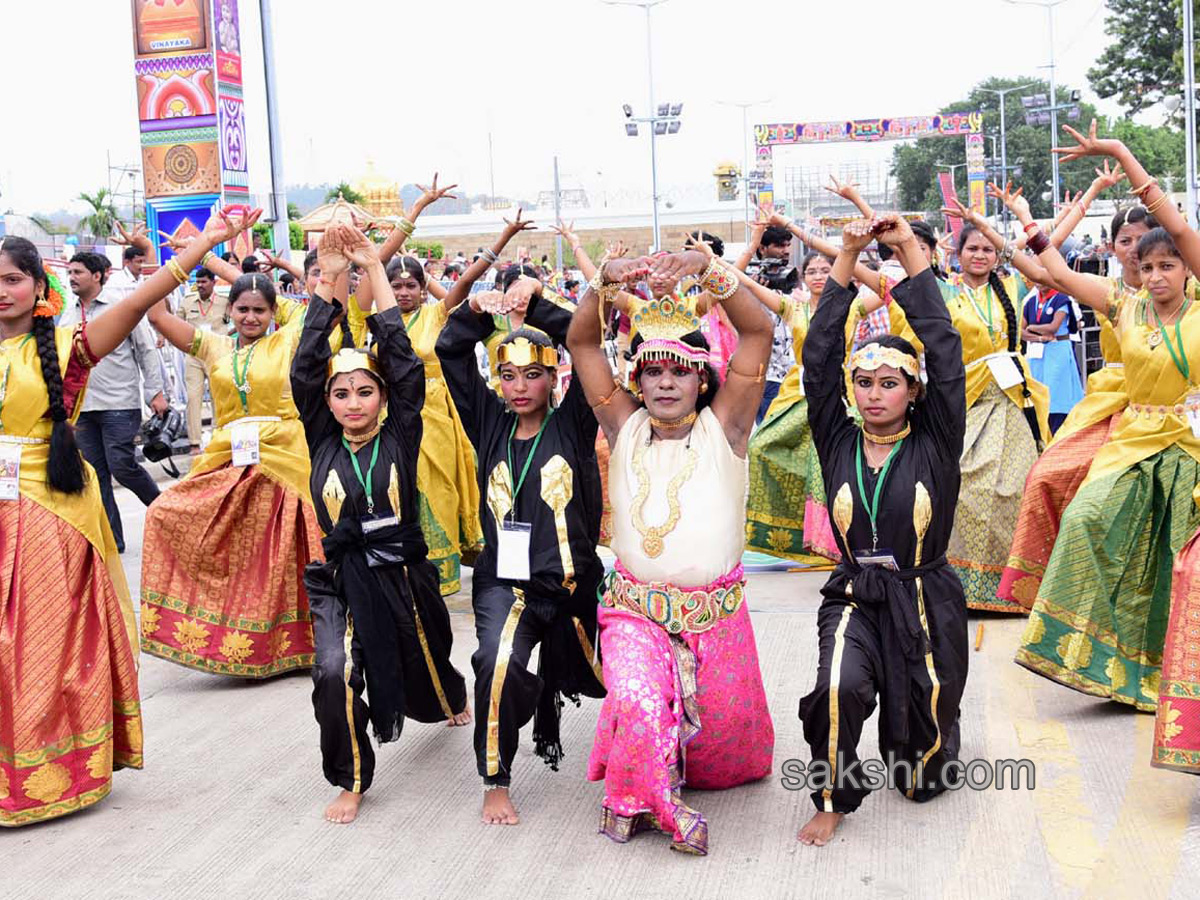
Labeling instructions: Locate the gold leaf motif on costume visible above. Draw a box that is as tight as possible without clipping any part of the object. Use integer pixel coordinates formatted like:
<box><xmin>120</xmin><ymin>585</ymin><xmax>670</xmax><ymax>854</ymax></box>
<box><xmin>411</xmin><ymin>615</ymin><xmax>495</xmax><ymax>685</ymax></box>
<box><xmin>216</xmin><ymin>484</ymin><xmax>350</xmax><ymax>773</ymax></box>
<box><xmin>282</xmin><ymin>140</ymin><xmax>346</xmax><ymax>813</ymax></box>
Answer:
<box><xmin>832</xmin><ymin>483</ymin><xmax>854</xmax><ymax>550</ymax></box>
<box><xmin>174</xmin><ymin>620</ymin><xmax>212</xmax><ymax>654</ymax></box>
<box><xmin>1141</xmin><ymin>670</ymin><xmax>1161</xmax><ymax>700</ymax></box>
<box><xmin>767</xmin><ymin>529</ymin><xmax>792</xmax><ymax>554</ymax></box>
<box><xmin>387</xmin><ymin>463</ymin><xmax>400</xmax><ymax>517</ymax></box>
<box><xmin>0</xmin><ymin>766</ymin><xmax>9</xmax><ymax>800</ymax></box>
<box><xmin>86</xmin><ymin>742</ymin><xmax>113</xmax><ymax>780</ymax></box>
<box><xmin>23</xmin><ymin>762</ymin><xmax>71</xmax><ymax>804</ymax></box>
<box><xmin>1159</xmin><ymin>701</ymin><xmax>1184</xmax><ymax>743</ymax></box>
<box><xmin>1021</xmin><ymin>612</ymin><xmax>1046</xmax><ymax>646</ymax></box>
<box><xmin>487</xmin><ymin>461</ymin><xmax>514</xmax><ymax>524</ymax></box>
<box><xmin>219</xmin><ymin>630</ymin><xmax>255</xmax><ymax>664</ymax></box>
<box><xmin>267</xmin><ymin>630</ymin><xmax>292</xmax><ymax>660</ymax></box>
<box><xmin>539</xmin><ymin>454</ymin><xmax>576</xmax><ymax>591</ymax></box>
<box><xmin>322</xmin><ymin>468</ymin><xmax>346</xmax><ymax>522</ymax></box>
<box><xmin>1056</xmin><ymin>631</ymin><xmax>1092</xmax><ymax>671</ymax></box>
<box><xmin>140</xmin><ymin>606</ymin><xmax>162</xmax><ymax>639</ymax></box>
<box><xmin>1105</xmin><ymin>656</ymin><xmax>1128</xmax><ymax>693</ymax></box>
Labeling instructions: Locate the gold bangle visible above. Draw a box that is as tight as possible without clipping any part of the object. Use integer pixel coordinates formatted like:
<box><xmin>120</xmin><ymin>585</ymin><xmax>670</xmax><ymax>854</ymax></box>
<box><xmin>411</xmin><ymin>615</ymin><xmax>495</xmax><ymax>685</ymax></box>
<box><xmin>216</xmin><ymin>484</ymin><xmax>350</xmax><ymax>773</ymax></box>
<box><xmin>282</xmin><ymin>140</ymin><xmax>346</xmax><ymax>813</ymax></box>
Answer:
<box><xmin>727</xmin><ymin>361</ymin><xmax>766</xmax><ymax>384</ymax></box>
<box><xmin>856</xmin><ymin>298</ymin><xmax>869</xmax><ymax>319</ymax></box>
<box><xmin>1145</xmin><ymin>193</ymin><xmax>1170</xmax><ymax>214</ymax></box>
<box><xmin>590</xmin><ymin>383</ymin><xmax>622</xmax><ymax>409</ymax></box>
<box><xmin>397</xmin><ymin>218</ymin><xmax>416</xmax><ymax>236</ymax></box>
<box><xmin>202</xmin><ymin>251</ymin><xmax>216</xmax><ymax>267</ymax></box>
<box><xmin>166</xmin><ymin>257</ymin><xmax>188</xmax><ymax>286</ymax></box>
<box><xmin>1128</xmin><ymin>178</ymin><xmax>1157</xmax><ymax>197</ymax></box>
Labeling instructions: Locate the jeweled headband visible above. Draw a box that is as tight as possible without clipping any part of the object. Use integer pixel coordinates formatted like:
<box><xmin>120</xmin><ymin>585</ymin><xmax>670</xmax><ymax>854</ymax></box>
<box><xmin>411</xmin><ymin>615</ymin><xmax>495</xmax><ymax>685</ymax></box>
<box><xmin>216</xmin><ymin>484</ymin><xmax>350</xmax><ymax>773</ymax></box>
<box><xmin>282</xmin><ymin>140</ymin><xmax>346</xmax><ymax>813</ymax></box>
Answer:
<box><xmin>848</xmin><ymin>342</ymin><xmax>919</xmax><ymax>378</ymax></box>
<box><xmin>496</xmin><ymin>336</ymin><xmax>559</xmax><ymax>368</ymax></box>
<box><xmin>326</xmin><ymin>348</ymin><xmax>382</xmax><ymax>388</ymax></box>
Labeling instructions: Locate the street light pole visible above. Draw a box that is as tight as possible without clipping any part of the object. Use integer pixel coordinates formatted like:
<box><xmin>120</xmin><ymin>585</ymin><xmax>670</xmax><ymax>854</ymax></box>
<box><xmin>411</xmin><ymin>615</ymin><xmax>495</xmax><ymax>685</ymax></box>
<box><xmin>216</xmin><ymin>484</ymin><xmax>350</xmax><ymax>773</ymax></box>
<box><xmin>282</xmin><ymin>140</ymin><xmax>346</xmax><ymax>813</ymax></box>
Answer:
<box><xmin>978</xmin><ymin>82</ymin><xmax>1036</xmax><ymax>232</ymax></box>
<box><xmin>605</xmin><ymin>0</ymin><xmax>668</xmax><ymax>251</ymax></box>
<box><xmin>1185</xmin><ymin>0</ymin><xmax>1198</xmax><ymax>228</ymax></box>
<box><xmin>1006</xmin><ymin>1</ymin><xmax>1065</xmax><ymax>209</ymax></box>
<box><xmin>717</xmin><ymin>99</ymin><xmax>770</xmax><ymax>243</ymax></box>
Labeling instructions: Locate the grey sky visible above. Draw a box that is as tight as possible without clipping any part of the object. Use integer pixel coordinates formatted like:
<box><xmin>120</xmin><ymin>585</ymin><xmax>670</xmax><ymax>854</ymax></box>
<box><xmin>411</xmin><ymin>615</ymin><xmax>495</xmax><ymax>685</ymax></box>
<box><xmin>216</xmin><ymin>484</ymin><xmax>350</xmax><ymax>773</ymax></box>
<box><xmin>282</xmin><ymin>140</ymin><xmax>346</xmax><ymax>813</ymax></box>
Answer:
<box><xmin>5</xmin><ymin>0</ymin><xmax>1125</xmax><ymax>217</ymax></box>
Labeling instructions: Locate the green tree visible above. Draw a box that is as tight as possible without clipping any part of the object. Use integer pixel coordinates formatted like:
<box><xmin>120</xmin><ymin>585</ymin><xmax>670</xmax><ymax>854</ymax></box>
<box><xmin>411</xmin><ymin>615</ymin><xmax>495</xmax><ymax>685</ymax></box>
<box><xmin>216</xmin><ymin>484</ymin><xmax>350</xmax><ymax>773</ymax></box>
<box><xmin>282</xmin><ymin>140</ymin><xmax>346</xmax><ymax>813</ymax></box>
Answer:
<box><xmin>1087</xmin><ymin>0</ymin><xmax>1198</xmax><ymax>118</ymax></box>
<box><xmin>889</xmin><ymin>77</ymin><xmax>1185</xmax><ymax>222</ymax></box>
<box><xmin>324</xmin><ymin>182</ymin><xmax>365</xmax><ymax>205</ymax></box>
<box><xmin>289</xmin><ymin>221</ymin><xmax>304</xmax><ymax>251</ymax></box>
<box><xmin>77</xmin><ymin>188</ymin><xmax>118</xmax><ymax>239</ymax></box>
<box><xmin>287</xmin><ymin>201</ymin><xmax>301</xmax><ymax>220</ymax></box>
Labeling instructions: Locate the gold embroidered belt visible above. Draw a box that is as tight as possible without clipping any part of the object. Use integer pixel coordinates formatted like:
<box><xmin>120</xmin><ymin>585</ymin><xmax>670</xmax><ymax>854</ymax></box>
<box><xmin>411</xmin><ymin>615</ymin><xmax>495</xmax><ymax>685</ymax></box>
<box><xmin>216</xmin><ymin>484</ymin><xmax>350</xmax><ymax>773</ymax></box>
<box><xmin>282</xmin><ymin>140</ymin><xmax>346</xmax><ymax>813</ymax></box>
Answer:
<box><xmin>0</xmin><ymin>435</ymin><xmax>47</xmax><ymax>445</ymax></box>
<box><xmin>1125</xmin><ymin>400</ymin><xmax>1199</xmax><ymax>419</ymax></box>
<box><xmin>603</xmin><ymin>563</ymin><xmax>746</xmax><ymax>635</ymax></box>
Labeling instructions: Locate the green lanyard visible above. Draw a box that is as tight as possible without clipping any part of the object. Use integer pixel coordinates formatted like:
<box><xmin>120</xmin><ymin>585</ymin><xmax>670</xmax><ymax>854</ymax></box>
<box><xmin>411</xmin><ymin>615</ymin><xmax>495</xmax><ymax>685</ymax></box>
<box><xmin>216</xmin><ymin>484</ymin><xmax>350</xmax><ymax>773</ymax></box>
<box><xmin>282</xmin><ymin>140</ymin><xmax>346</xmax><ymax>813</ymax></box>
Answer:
<box><xmin>342</xmin><ymin>435</ymin><xmax>382</xmax><ymax>514</ymax></box>
<box><xmin>0</xmin><ymin>334</ymin><xmax>34</xmax><ymax>431</ymax></box>
<box><xmin>505</xmin><ymin>410</ymin><xmax>553</xmax><ymax>521</ymax></box>
<box><xmin>1152</xmin><ymin>299</ymin><xmax>1192</xmax><ymax>383</ymax></box>
<box><xmin>855</xmin><ymin>435</ymin><xmax>906</xmax><ymax>552</ymax></box>
<box><xmin>231</xmin><ymin>339</ymin><xmax>259</xmax><ymax>413</ymax></box>
<box><xmin>964</xmin><ymin>284</ymin><xmax>995</xmax><ymax>334</ymax></box>
<box><xmin>405</xmin><ymin>307</ymin><xmax>421</xmax><ymax>332</ymax></box>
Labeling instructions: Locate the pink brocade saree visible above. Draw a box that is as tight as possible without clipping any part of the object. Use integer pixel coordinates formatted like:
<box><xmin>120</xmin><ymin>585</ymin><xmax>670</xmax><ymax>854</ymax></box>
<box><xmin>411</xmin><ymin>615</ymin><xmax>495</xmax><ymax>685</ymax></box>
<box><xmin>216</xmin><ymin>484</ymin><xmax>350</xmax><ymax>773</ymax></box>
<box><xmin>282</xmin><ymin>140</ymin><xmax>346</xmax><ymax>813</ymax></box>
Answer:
<box><xmin>586</xmin><ymin>601</ymin><xmax>775</xmax><ymax>855</ymax></box>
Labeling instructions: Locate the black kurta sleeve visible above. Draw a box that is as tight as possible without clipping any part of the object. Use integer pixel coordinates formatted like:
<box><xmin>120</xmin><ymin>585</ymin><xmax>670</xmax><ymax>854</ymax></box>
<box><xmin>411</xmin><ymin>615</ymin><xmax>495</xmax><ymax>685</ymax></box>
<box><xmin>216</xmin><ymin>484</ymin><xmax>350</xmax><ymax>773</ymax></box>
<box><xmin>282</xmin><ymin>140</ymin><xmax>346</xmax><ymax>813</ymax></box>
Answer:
<box><xmin>523</xmin><ymin>290</ymin><xmax>599</xmax><ymax>445</ymax></box>
<box><xmin>802</xmin><ymin>277</ymin><xmax>858</xmax><ymax>465</ymax></box>
<box><xmin>291</xmin><ymin>295</ymin><xmax>340</xmax><ymax>452</ymax></box>
<box><xmin>367</xmin><ymin>306</ymin><xmax>425</xmax><ymax>456</ymax></box>
<box><xmin>891</xmin><ymin>268</ymin><xmax>966</xmax><ymax>461</ymax></box>
<box><xmin>435</xmin><ymin>300</ymin><xmax>506</xmax><ymax>448</ymax></box>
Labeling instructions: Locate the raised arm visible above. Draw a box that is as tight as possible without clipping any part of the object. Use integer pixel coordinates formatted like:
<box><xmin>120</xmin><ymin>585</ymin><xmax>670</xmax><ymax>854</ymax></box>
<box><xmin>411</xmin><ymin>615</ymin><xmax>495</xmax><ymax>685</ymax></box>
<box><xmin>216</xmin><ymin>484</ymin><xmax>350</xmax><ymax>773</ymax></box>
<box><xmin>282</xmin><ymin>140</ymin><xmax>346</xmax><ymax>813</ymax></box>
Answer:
<box><xmin>995</xmin><ymin>184</ymin><xmax>1112</xmax><ymax>312</ymax></box>
<box><xmin>259</xmin><ymin>248</ymin><xmax>304</xmax><ymax>283</ymax></box>
<box><xmin>1048</xmin><ymin>160</ymin><xmax>1125</xmax><ymax>247</ymax></box>
<box><xmin>734</xmin><ymin>211</ymin><xmax>768</xmax><ymax>272</ymax></box>
<box><xmin>944</xmin><ymin>193</ymin><xmax>1055</xmax><ymax>288</ymax></box>
<box><xmin>874</xmin><ymin>215</ymin><xmax>965</xmax><ymax>457</ymax></box>
<box><xmin>672</xmin><ymin>243</ymin><xmax>772</xmax><ymax>455</ymax></box>
<box><xmin>565</xmin><ymin>258</ymin><xmax>647</xmax><ymax>445</ymax></box>
<box><xmin>801</xmin><ymin>222</ymin><xmax>875</xmax><ymax>462</ymax></box>
<box><xmin>764</xmin><ymin>203</ymin><xmax>883</xmax><ymax>298</ymax></box>
<box><xmin>824</xmin><ymin>175</ymin><xmax>875</xmax><ymax>219</ymax></box>
<box><xmin>1055</xmin><ymin>120</ymin><xmax>1200</xmax><ymax>279</ymax></box>
<box><xmin>441</xmin><ymin>209</ymin><xmax>534</xmax><ymax>313</ymax></box>
<box><xmin>433</xmin><ymin>294</ymin><xmax>508</xmax><ymax>447</ymax></box>
<box><xmin>98</xmin><ymin>208</ymin><xmax>259</xmax><ymax>359</ymax></box>
<box><xmin>376</xmin><ymin>174</ymin><xmax>459</xmax><ymax>268</ymax></box>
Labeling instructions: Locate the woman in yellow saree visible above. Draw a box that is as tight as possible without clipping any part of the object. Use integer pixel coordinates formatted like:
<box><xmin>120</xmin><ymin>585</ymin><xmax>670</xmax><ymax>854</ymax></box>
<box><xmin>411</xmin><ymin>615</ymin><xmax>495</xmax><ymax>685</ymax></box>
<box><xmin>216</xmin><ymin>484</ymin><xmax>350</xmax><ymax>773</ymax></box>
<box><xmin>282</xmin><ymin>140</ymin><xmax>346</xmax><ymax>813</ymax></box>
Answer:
<box><xmin>0</xmin><ymin>210</ymin><xmax>254</xmax><ymax>824</ymax></box>
<box><xmin>140</xmin><ymin>262</ymin><xmax>320</xmax><ymax>677</ymax></box>
<box><xmin>999</xmin><ymin>128</ymin><xmax>1200</xmax><ymax>762</ymax></box>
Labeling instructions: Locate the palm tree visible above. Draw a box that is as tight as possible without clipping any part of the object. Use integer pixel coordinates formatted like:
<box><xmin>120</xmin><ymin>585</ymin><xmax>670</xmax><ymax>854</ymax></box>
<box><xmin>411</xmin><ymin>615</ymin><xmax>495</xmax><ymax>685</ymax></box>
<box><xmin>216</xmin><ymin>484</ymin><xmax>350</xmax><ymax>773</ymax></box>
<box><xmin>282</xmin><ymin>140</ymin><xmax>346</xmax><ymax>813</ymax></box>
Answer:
<box><xmin>77</xmin><ymin>189</ymin><xmax>118</xmax><ymax>239</ymax></box>
<box><xmin>324</xmin><ymin>182</ymin><xmax>364</xmax><ymax>205</ymax></box>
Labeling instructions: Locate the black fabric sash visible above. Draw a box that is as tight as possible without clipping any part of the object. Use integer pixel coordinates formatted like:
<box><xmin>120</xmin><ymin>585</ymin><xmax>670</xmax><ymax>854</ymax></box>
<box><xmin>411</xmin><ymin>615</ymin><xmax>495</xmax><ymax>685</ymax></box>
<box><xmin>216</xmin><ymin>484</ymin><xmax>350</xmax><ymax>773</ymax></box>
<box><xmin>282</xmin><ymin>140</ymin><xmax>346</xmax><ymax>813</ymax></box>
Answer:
<box><xmin>310</xmin><ymin>517</ymin><xmax>429</xmax><ymax>742</ymax></box>
<box><xmin>820</xmin><ymin>555</ymin><xmax>947</xmax><ymax>745</ymax></box>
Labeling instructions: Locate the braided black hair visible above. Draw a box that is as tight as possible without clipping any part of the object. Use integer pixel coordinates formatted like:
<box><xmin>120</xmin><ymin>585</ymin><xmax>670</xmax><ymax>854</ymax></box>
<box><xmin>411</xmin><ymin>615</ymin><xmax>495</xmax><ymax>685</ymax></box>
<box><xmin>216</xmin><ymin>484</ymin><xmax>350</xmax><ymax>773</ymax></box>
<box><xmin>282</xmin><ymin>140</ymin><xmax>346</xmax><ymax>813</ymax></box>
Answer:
<box><xmin>0</xmin><ymin>237</ymin><xmax>87</xmax><ymax>493</ymax></box>
<box><xmin>958</xmin><ymin>224</ymin><xmax>1042</xmax><ymax>445</ymax></box>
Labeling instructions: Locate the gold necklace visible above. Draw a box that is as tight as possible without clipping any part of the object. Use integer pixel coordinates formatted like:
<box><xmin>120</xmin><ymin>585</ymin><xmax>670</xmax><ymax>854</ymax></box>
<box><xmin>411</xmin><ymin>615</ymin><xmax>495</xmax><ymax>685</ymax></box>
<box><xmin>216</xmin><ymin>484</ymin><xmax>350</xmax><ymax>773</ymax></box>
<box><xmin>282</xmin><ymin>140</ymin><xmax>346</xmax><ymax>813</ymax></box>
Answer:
<box><xmin>630</xmin><ymin>439</ymin><xmax>699</xmax><ymax>558</ymax></box>
<box><xmin>862</xmin><ymin>422</ymin><xmax>910</xmax><ymax>445</ymax></box>
<box><xmin>343</xmin><ymin>421</ymin><xmax>382</xmax><ymax>446</ymax></box>
<box><xmin>648</xmin><ymin>410</ymin><xmax>698</xmax><ymax>431</ymax></box>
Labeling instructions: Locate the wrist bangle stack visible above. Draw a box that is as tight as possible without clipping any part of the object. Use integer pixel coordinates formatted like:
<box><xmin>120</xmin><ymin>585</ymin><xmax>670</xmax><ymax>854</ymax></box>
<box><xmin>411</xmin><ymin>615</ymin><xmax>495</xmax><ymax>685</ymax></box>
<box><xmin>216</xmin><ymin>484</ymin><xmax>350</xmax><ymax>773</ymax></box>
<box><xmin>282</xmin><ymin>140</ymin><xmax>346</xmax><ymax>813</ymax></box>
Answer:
<box><xmin>202</xmin><ymin>251</ymin><xmax>216</xmax><ymax>267</ymax></box>
<box><xmin>397</xmin><ymin>218</ymin><xmax>416</xmax><ymax>237</ymax></box>
<box><xmin>588</xmin><ymin>268</ymin><xmax>620</xmax><ymax>305</ymax></box>
<box><xmin>1145</xmin><ymin>193</ymin><xmax>1170</xmax><ymax>215</ymax></box>
<box><xmin>1000</xmin><ymin>240</ymin><xmax>1016</xmax><ymax>265</ymax></box>
<box><xmin>479</xmin><ymin>248</ymin><xmax>498</xmax><ymax>264</ymax></box>
<box><xmin>166</xmin><ymin>258</ymin><xmax>189</xmax><ymax>286</ymax></box>
<box><xmin>700</xmin><ymin>259</ymin><xmax>738</xmax><ymax>301</ymax></box>
<box><xmin>1128</xmin><ymin>178</ymin><xmax>1157</xmax><ymax>198</ymax></box>
<box><xmin>1026</xmin><ymin>229</ymin><xmax>1051</xmax><ymax>255</ymax></box>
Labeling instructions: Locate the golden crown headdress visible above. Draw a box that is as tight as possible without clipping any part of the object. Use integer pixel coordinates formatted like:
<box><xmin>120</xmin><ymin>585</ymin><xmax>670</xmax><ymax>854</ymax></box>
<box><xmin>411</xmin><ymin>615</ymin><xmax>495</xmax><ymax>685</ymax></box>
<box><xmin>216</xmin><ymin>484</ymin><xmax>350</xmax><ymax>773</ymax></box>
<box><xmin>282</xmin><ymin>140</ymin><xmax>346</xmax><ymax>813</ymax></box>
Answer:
<box><xmin>628</xmin><ymin>295</ymin><xmax>708</xmax><ymax>374</ymax></box>
<box><xmin>848</xmin><ymin>342</ymin><xmax>919</xmax><ymax>378</ymax></box>
<box><xmin>326</xmin><ymin>348</ymin><xmax>382</xmax><ymax>387</ymax></box>
<box><xmin>496</xmin><ymin>334</ymin><xmax>559</xmax><ymax>368</ymax></box>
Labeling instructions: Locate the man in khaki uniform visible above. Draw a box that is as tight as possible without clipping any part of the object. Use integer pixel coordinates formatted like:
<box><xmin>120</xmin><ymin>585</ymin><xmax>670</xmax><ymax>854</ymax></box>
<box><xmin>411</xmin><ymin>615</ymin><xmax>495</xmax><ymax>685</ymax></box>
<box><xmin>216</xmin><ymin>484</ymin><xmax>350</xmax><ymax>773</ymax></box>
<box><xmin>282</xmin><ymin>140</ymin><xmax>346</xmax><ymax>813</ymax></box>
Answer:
<box><xmin>178</xmin><ymin>266</ymin><xmax>231</xmax><ymax>450</ymax></box>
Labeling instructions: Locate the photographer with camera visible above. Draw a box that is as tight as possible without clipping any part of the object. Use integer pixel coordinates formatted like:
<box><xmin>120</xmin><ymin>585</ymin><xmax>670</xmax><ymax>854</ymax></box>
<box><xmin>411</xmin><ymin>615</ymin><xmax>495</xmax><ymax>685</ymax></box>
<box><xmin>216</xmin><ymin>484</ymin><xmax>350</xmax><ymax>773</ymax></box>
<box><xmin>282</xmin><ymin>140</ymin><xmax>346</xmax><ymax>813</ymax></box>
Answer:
<box><xmin>738</xmin><ymin>221</ymin><xmax>798</xmax><ymax>422</ymax></box>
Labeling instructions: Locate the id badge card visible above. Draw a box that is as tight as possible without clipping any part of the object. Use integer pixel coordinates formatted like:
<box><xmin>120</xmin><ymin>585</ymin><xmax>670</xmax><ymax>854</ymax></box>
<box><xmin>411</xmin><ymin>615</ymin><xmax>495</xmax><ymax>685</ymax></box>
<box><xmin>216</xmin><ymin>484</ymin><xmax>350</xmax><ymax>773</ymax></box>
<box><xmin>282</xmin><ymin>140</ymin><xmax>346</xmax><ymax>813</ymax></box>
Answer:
<box><xmin>496</xmin><ymin>521</ymin><xmax>532</xmax><ymax>581</ymax></box>
<box><xmin>1188</xmin><ymin>392</ymin><xmax>1200</xmax><ymax>439</ymax></box>
<box><xmin>855</xmin><ymin>548</ymin><xmax>899</xmax><ymax>571</ymax></box>
<box><xmin>231</xmin><ymin>422</ymin><xmax>261</xmax><ymax>467</ymax></box>
<box><xmin>987</xmin><ymin>354</ymin><xmax>1024</xmax><ymax>390</ymax></box>
<box><xmin>200</xmin><ymin>323</ymin><xmax>213</xmax><ymax>333</ymax></box>
<box><xmin>797</xmin><ymin>365</ymin><xmax>806</xmax><ymax>397</ymax></box>
<box><xmin>1025</xmin><ymin>341</ymin><xmax>1045</xmax><ymax>360</ymax></box>
<box><xmin>0</xmin><ymin>444</ymin><xmax>20</xmax><ymax>501</ymax></box>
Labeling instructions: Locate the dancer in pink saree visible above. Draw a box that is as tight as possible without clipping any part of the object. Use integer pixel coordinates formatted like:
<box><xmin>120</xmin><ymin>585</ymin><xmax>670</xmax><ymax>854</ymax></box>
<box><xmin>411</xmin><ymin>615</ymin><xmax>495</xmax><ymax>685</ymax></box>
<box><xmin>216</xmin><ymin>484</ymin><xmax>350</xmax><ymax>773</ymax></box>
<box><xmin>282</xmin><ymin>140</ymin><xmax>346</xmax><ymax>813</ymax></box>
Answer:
<box><xmin>568</xmin><ymin>244</ymin><xmax>776</xmax><ymax>856</ymax></box>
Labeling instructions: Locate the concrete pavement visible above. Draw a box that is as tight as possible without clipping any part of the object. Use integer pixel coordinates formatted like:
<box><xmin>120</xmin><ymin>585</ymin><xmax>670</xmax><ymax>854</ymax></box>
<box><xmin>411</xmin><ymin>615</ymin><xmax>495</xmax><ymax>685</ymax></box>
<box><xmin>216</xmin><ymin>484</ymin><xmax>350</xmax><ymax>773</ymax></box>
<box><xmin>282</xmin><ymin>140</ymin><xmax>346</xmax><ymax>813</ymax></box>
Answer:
<box><xmin>7</xmin><ymin>476</ymin><xmax>1200</xmax><ymax>900</ymax></box>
